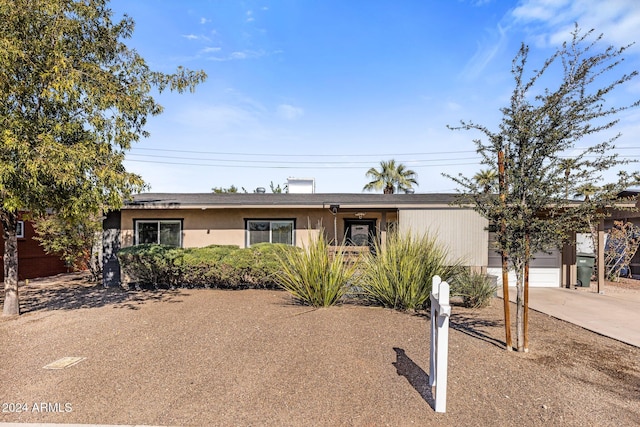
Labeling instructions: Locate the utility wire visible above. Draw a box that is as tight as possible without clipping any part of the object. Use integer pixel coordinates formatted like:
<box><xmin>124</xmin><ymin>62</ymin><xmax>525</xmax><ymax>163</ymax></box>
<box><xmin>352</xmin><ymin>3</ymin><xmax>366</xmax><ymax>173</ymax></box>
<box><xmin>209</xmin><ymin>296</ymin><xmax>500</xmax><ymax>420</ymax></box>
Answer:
<box><xmin>129</xmin><ymin>147</ymin><xmax>479</xmax><ymax>157</ymax></box>
<box><xmin>126</xmin><ymin>153</ymin><xmax>482</xmax><ymax>165</ymax></box>
<box><xmin>125</xmin><ymin>159</ymin><xmax>482</xmax><ymax>169</ymax></box>
<box><xmin>124</xmin><ymin>146</ymin><xmax>638</xmax><ymax>168</ymax></box>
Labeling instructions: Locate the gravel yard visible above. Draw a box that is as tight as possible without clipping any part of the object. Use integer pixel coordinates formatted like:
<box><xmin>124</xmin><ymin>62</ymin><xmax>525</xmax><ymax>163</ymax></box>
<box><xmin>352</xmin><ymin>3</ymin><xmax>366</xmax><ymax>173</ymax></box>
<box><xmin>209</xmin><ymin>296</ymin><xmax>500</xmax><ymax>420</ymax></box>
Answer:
<box><xmin>1</xmin><ymin>273</ymin><xmax>639</xmax><ymax>426</ymax></box>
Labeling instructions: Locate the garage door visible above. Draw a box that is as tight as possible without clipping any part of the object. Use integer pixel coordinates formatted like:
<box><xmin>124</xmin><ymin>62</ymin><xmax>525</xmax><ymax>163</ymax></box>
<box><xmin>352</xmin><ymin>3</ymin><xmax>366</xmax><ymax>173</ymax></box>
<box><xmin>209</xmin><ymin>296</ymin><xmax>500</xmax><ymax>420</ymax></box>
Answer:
<box><xmin>487</xmin><ymin>233</ymin><xmax>561</xmax><ymax>288</ymax></box>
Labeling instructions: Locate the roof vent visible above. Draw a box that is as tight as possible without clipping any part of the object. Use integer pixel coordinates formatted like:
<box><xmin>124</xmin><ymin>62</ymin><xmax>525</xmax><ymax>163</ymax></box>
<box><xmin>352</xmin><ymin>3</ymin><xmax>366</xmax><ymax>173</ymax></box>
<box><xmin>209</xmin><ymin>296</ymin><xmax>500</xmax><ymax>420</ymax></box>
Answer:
<box><xmin>405</xmin><ymin>188</ymin><xmax>415</xmax><ymax>194</ymax></box>
<box><xmin>256</xmin><ymin>187</ymin><xmax>266</xmax><ymax>194</ymax></box>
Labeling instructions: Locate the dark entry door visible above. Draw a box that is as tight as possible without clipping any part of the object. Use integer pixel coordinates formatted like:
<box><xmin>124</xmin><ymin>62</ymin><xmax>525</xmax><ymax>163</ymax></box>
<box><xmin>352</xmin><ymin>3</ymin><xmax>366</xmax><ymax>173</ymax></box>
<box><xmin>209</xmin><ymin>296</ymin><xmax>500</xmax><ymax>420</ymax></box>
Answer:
<box><xmin>345</xmin><ymin>219</ymin><xmax>377</xmax><ymax>247</ymax></box>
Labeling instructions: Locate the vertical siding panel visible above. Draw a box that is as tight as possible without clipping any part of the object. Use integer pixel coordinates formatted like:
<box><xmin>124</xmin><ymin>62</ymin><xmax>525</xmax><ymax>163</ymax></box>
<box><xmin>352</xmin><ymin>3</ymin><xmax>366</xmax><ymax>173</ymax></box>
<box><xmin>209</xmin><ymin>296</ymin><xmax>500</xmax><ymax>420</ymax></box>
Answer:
<box><xmin>398</xmin><ymin>209</ymin><xmax>488</xmax><ymax>267</ymax></box>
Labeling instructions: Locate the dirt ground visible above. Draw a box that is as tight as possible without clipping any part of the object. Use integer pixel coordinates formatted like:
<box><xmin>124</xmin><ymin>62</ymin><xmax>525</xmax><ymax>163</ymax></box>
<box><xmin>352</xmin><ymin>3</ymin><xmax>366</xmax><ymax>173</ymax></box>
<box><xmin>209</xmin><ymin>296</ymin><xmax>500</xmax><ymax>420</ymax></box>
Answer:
<box><xmin>0</xmin><ymin>273</ymin><xmax>639</xmax><ymax>426</ymax></box>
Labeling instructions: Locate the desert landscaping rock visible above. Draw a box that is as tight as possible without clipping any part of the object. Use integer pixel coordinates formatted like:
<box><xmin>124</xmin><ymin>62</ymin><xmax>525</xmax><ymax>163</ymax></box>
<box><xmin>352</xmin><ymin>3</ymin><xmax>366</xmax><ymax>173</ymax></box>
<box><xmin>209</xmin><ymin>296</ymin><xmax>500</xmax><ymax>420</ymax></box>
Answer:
<box><xmin>1</xmin><ymin>273</ymin><xmax>639</xmax><ymax>426</ymax></box>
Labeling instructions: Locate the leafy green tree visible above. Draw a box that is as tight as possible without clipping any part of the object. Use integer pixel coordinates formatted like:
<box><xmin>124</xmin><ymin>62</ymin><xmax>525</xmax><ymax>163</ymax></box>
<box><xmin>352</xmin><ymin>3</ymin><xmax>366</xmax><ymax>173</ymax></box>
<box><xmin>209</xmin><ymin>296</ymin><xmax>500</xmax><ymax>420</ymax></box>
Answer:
<box><xmin>33</xmin><ymin>213</ymin><xmax>103</xmax><ymax>281</ymax></box>
<box><xmin>447</xmin><ymin>25</ymin><xmax>639</xmax><ymax>351</ymax></box>
<box><xmin>0</xmin><ymin>0</ymin><xmax>206</xmax><ymax>315</ymax></box>
<box><xmin>363</xmin><ymin>159</ymin><xmax>418</xmax><ymax>194</ymax></box>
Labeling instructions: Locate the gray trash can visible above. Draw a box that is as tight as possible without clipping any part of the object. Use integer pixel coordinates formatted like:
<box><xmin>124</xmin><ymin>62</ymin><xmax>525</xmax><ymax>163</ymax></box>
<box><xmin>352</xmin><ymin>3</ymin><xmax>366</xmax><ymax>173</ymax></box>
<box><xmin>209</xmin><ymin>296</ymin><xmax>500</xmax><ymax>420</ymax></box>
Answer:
<box><xmin>576</xmin><ymin>253</ymin><xmax>595</xmax><ymax>287</ymax></box>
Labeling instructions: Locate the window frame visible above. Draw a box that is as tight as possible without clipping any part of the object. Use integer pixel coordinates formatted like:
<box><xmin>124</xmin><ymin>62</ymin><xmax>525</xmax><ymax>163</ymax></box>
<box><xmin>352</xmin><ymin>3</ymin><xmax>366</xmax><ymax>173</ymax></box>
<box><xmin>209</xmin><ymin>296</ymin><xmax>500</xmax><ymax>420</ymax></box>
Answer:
<box><xmin>245</xmin><ymin>218</ymin><xmax>296</xmax><ymax>247</ymax></box>
<box><xmin>16</xmin><ymin>221</ymin><xmax>24</xmax><ymax>239</ymax></box>
<box><xmin>134</xmin><ymin>219</ymin><xmax>183</xmax><ymax>247</ymax></box>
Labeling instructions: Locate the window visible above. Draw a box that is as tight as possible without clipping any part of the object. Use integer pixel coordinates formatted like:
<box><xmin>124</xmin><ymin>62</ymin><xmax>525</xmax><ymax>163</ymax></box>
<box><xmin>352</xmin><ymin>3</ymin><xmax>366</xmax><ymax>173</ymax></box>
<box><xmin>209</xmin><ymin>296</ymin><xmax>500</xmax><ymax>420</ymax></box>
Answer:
<box><xmin>135</xmin><ymin>220</ymin><xmax>182</xmax><ymax>247</ymax></box>
<box><xmin>246</xmin><ymin>220</ymin><xmax>294</xmax><ymax>246</ymax></box>
<box><xmin>16</xmin><ymin>221</ymin><xmax>24</xmax><ymax>238</ymax></box>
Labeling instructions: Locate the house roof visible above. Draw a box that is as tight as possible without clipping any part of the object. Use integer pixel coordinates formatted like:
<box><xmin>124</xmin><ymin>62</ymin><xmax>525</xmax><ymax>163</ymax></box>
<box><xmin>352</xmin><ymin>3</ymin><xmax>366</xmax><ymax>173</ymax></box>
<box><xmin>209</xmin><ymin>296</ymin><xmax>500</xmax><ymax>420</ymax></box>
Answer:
<box><xmin>124</xmin><ymin>192</ymin><xmax>465</xmax><ymax>210</ymax></box>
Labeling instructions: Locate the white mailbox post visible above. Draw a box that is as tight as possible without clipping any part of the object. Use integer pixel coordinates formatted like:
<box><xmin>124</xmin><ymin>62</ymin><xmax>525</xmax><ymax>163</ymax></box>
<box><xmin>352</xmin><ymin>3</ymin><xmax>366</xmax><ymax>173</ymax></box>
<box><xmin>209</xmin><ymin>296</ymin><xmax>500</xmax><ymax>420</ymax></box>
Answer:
<box><xmin>429</xmin><ymin>275</ymin><xmax>451</xmax><ymax>413</ymax></box>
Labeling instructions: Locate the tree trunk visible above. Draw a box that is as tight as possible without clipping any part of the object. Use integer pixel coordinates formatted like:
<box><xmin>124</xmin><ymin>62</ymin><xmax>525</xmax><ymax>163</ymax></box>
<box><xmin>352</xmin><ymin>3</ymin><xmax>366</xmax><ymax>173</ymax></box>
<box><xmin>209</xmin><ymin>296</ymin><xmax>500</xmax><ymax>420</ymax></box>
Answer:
<box><xmin>514</xmin><ymin>260</ymin><xmax>525</xmax><ymax>352</ymax></box>
<box><xmin>1</xmin><ymin>212</ymin><xmax>20</xmax><ymax>316</ymax></box>
<box><xmin>501</xmin><ymin>251</ymin><xmax>512</xmax><ymax>351</ymax></box>
<box><xmin>523</xmin><ymin>234</ymin><xmax>530</xmax><ymax>352</ymax></box>
<box><xmin>498</xmin><ymin>150</ymin><xmax>513</xmax><ymax>351</ymax></box>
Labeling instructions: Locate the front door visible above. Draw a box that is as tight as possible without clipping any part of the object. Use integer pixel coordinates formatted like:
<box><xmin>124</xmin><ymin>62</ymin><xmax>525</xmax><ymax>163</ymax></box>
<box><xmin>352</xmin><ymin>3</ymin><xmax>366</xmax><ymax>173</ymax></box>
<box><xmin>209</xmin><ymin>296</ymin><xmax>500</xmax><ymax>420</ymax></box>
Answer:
<box><xmin>345</xmin><ymin>219</ymin><xmax>377</xmax><ymax>247</ymax></box>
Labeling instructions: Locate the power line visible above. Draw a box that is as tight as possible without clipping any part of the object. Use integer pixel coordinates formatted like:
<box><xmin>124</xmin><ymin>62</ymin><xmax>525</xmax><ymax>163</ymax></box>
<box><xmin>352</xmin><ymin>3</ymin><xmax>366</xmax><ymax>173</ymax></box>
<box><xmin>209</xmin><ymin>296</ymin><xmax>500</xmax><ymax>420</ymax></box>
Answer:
<box><xmin>129</xmin><ymin>147</ymin><xmax>479</xmax><ymax>157</ymax></box>
<box><xmin>128</xmin><ymin>145</ymin><xmax>639</xmax><ymax>160</ymax></box>
<box><xmin>123</xmin><ymin>145</ymin><xmax>638</xmax><ymax>169</ymax></box>
<box><xmin>124</xmin><ymin>159</ymin><xmax>483</xmax><ymax>169</ymax></box>
<box><xmin>126</xmin><ymin>153</ymin><xmax>482</xmax><ymax>165</ymax></box>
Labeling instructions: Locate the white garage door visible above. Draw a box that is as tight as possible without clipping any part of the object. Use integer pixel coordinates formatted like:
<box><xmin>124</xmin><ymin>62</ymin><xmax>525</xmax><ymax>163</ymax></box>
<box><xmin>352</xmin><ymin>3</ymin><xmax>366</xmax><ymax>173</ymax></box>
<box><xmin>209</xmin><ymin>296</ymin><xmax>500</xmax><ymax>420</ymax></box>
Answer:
<box><xmin>487</xmin><ymin>233</ymin><xmax>561</xmax><ymax>288</ymax></box>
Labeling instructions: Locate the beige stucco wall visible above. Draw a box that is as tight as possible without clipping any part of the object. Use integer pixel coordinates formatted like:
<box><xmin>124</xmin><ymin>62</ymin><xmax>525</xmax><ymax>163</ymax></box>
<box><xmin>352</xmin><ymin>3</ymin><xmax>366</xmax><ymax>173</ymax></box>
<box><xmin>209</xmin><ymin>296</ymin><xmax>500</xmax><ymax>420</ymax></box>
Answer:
<box><xmin>398</xmin><ymin>208</ymin><xmax>488</xmax><ymax>267</ymax></box>
<box><xmin>120</xmin><ymin>208</ymin><xmax>398</xmax><ymax>249</ymax></box>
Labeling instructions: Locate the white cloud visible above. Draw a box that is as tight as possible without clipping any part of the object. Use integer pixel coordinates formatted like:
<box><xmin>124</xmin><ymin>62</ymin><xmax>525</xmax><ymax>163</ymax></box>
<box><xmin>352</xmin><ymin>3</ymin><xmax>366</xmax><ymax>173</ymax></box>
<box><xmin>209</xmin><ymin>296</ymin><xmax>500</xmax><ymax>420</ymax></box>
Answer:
<box><xmin>460</xmin><ymin>24</ymin><xmax>508</xmax><ymax>80</ymax></box>
<box><xmin>182</xmin><ymin>33</ymin><xmax>212</xmax><ymax>43</ymax></box>
<box><xmin>470</xmin><ymin>0</ymin><xmax>493</xmax><ymax>6</ymax></box>
<box><xmin>277</xmin><ymin>104</ymin><xmax>304</xmax><ymax>120</ymax></box>
<box><xmin>246</xmin><ymin>10</ymin><xmax>255</xmax><ymax>22</ymax></box>
<box><xmin>174</xmin><ymin>105</ymin><xmax>258</xmax><ymax>132</ymax></box>
<box><xmin>512</xmin><ymin>0</ymin><xmax>569</xmax><ymax>22</ymax></box>
<box><xmin>200</xmin><ymin>17</ymin><xmax>210</xmax><ymax>25</ymax></box>
<box><xmin>201</xmin><ymin>47</ymin><xmax>222</xmax><ymax>53</ymax></box>
<box><xmin>230</xmin><ymin>51</ymin><xmax>249</xmax><ymax>60</ymax></box>
<box><xmin>446</xmin><ymin>101</ymin><xmax>462</xmax><ymax>112</ymax></box>
<box><xmin>207</xmin><ymin>50</ymin><xmax>270</xmax><ymax>61</ymax></box>
<box><xmin>510</xmin><ymin>0</ymin><xmax>640</xmax><ymax>51</ymax></box>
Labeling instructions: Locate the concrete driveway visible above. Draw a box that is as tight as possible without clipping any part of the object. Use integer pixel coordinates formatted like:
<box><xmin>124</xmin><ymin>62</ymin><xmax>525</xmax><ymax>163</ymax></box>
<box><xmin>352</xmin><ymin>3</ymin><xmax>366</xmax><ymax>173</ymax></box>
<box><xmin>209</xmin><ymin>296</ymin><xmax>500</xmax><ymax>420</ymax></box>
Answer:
<box><xmin>500</xmin><ymin>285</ymin><xmax>640</xmax><ymax>347</ymax></box>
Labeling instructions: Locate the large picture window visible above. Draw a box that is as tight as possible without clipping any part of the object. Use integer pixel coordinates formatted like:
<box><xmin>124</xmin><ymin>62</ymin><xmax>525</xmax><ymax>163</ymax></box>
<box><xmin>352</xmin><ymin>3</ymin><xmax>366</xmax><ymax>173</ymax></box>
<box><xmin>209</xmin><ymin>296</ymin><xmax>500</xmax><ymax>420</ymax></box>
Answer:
<box><xmin>135</xmin><ymin>220</ymin><xmax>182</xmax><ymax>247</ymax></box>
<box><xmin>246</xmin><ymin>220</ymin><xmax>294</xmax><ymax>246</ymax></box>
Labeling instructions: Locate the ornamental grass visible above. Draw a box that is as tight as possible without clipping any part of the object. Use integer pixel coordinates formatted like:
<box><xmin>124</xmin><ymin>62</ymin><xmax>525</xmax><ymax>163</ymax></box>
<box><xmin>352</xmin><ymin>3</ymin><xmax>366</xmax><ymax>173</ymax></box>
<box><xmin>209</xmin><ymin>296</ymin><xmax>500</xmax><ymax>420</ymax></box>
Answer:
<box><xmin>275</xmin><ymin>232</ymin><xmax>359</xmax><ymax>307</ymax></box>
<box><xmin>358</xmin><ymin>231</ymin><xmax>459</xmax><ymax>311</ymax></box>
<box><xmin>450</xmin><ymin>268</ymin><xmax>497</xmax><ymax>308</ymax></box>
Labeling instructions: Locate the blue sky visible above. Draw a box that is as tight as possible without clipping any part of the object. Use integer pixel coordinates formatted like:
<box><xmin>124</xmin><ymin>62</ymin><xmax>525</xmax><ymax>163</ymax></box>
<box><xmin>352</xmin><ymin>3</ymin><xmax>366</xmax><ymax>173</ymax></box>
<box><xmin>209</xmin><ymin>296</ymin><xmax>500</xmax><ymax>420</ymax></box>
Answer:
<box><xmin>110</xmin><ymin>0</ymin><xmax>640</xmax><ymax>194</ymax></box>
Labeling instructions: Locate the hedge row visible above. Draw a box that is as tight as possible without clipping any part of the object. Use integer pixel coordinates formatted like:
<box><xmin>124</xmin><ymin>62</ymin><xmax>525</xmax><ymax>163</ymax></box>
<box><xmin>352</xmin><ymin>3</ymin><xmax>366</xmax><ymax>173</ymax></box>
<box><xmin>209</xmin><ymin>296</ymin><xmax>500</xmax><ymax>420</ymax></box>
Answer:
<box><xmin>117</xmin><ymin>243</ymin><xmax>300</xmax><ymax>289</ymax></box>
<box><xmin>117</xmin><ymin>240</ymin><xmax>496</xmax><ymax>310</ymax></box>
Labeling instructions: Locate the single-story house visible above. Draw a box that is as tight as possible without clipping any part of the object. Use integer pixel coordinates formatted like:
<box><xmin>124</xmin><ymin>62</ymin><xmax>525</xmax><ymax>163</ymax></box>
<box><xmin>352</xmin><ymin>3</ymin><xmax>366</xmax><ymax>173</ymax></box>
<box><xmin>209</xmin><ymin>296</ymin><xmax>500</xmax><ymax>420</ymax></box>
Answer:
<box><xmin>103</xmin><ymin>193</ymin><xmax>489</xmax><ymax>287</ymax></box>
<box><xmin>0</xmin><ymin>216</ymin><xmax>68</xmax><ymax>280</ymax></box>
<box><xmin>101</xmin><ymin>192</ymin><xmax>589</xmax><ymax>289</ymax></box>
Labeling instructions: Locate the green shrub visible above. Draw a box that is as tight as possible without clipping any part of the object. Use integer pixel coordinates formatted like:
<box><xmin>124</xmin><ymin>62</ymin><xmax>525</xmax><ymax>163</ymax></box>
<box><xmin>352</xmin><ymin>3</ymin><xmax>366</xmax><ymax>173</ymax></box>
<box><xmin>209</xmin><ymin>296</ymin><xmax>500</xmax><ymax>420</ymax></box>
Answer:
<box><xmin>358</xmin><ymin>232</ymin><xmax>459</xmax><ymax>311</ymax></box>
<box><xmin>244</xmin><ymin>243</ymin><xmax>299</xmax><ymax>288</ymax></box>
<box><xmin>117</xmin><ymin>244</ymin><xmax>184</xmax><ymax>288</ymax></box>
<box><xmin>182</xmin><ymin>244</ymin><xmax>297</xmax><ymax>289</ymax></box>
<box><xmin>180</xmin><ymin>245</ymin><xmax>239</xmax><ymax>287</ymax></box>
<box><xmin>275</xmin><ymin>233</ymin><xmax>358</xmax><ymax>307</ymax></box>
<box><xmin>450</xmin><ymin>269</ymin><xmax>496</xmax><ymax>308</ymax></box>
<box><xmin>128</xmin><ymin>243</ymin><xmax>298</xmax><ymax>289</ymax></box>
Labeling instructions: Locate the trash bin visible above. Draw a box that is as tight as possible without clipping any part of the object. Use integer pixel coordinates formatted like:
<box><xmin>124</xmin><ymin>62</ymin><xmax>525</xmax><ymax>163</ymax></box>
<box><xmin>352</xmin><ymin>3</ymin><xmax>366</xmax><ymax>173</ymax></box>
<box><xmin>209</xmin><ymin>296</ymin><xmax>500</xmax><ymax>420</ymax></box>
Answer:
<box><xmin>576</xmin><ymin>252</ymin><xmax>596</xmax><ymax>287</ymax></box>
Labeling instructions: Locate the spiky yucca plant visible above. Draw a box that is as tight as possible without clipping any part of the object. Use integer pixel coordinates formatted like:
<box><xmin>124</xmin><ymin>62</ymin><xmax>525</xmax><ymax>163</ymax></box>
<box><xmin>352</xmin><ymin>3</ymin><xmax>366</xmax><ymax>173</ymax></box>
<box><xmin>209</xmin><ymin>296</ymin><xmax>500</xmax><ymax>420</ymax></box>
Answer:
<box><xmin>359</xmin><ymin>231</ymin><xmax>459</xmax><ymax>311</ymax></box>
<box><xmin>275</xmin><ymin>232</ymin><xmax>359</xmax><ymax>307</ymax></box>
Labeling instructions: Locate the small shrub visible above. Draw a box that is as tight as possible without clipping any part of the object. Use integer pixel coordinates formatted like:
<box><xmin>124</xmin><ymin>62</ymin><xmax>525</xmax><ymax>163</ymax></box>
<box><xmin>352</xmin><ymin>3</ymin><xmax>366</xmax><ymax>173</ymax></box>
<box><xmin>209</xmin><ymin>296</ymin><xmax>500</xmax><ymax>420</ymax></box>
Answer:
<box><xmin>117</xmin><ymin>244</ymin><xmax>183</xmax><ymax>288</ymax></box>
<box><xmin>245</xmin><ymin>243</ymin><xmax>299</xmax><ymax>288</ymax></box>
<box><xmin>175</xmin><ymin>244</ymin><xmax>298</xmax><ymax>289</ymax></box>
<box><xmin>119</xmin><ymin>243</ymin><xmax>314</xmax><ymax>290</ymax></box>
<box><xmin>275</xmin><ymin>232</ymin><xmax>358</xmax><ymax>307</ymax></box>
<box><xmin>451</xmin><ymin>269</ymin><xmax>496</xmax><ymax>308</ymax></box>
<box><xmin>358</xmin><ymin>232</ymin><xmax>459</xmax><ymax>311</ymax></box>
<box><xmin>180</xmin><ymin>245</ymin><xmax>239</xmax><ymax>287</ymax></box>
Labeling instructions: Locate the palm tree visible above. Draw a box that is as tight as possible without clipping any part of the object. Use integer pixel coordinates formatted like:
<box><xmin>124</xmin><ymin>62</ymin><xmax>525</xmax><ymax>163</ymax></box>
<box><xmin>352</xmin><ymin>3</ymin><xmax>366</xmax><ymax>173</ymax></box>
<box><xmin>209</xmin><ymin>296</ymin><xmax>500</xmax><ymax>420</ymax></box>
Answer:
<box><xmin>363</xmin><ymin>159</ymin><xmax>418</xmax><ymax>194</ymax></box>
<box><xmin>558</xmin><ymin>158</ymin><xmax>578</xmax><ymax>200</ymax></box>
<box><xmin>473</xmin><ymin>169</ymin><xmax>498</xmax><ymax>193</ymax></box>
<box><xmin>574</xmin><ymin>183</ymin><xmax>598</xmax><ymax>202</ymax></box>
